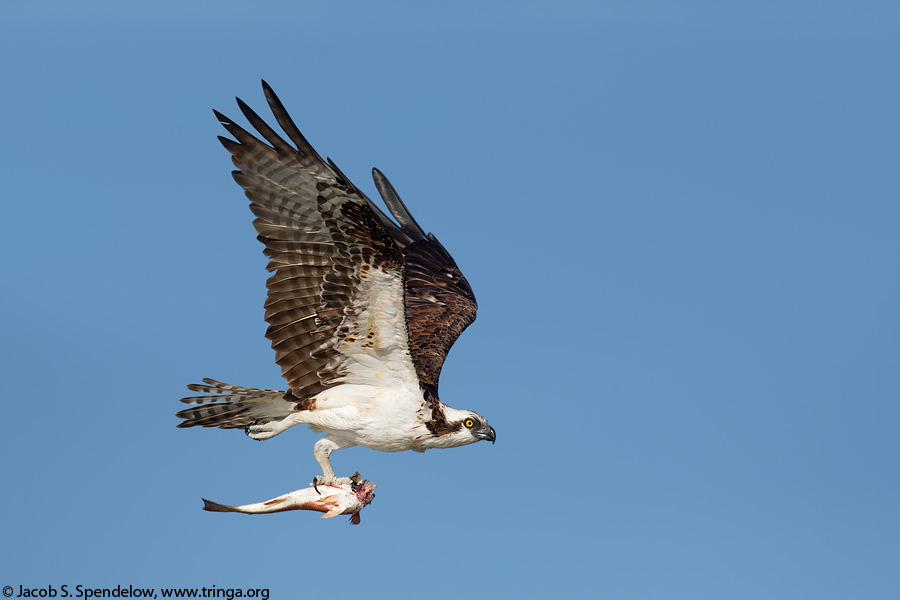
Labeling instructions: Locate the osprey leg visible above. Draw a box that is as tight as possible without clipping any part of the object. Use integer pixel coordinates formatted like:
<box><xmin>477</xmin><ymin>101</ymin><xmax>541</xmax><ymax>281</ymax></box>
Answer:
<box><xmin>313</xmin><ymin>434</ymin><xmax>356</xmax><ymax>488</ymax></box>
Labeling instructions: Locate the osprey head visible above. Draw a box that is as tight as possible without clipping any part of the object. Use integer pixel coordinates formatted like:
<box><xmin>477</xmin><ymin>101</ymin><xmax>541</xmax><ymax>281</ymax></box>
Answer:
<box><xmin>461</xmin><ymin>411</ymin><xmax>496</xmax><ymax>445</ymax></box>
<box><xmin>429</xmin><ymin>406</ymin><xmax>495</xmax><ymax>448</ymax></box>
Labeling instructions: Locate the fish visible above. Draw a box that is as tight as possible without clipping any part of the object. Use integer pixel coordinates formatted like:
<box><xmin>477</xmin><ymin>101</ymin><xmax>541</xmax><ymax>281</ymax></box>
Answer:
<box><xmin>200</xmin><ymin>472</ymin><xmax>376</xmax><ymax>524</ymax></box>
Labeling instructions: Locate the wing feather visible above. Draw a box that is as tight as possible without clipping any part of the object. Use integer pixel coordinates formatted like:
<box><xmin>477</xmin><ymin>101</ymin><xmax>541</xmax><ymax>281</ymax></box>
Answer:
<box><xmin>371</xmin><ymin>169</ymin><xmax>478</xmax><ymax>391</ymax></box>
<box><xmin>215</xmin><ymin>82</ymin><xmax>477</xmax><ymax>402</ymax></box>
<box><xmin>217</xmin><ymin>84</ymin><xmax>408</xmax><ymax>400</ymax></box>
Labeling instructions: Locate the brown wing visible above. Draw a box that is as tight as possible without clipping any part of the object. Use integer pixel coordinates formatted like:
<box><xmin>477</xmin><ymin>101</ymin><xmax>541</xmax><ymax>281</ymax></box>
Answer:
<box><xmin>215</xmin><ymin>81</ymin><xmax>404</xmax><ymax>400</ymax></box>
<box><xmin>369</xmin><ymin>169</ymin><xmax>478</xmax><ymax>393</ymax></box>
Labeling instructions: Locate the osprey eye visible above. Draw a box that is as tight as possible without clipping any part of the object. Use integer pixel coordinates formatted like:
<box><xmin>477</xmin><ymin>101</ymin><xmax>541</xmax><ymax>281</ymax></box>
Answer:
<box><xmin>464</xmin><ymin>418</ymin><xmax>475</xmax><ymax>428</ymax></box>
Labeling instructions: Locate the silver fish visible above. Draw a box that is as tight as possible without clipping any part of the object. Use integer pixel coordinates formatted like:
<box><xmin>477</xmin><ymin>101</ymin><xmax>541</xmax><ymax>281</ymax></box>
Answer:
<box><xmin>201</xmin><ymin>472</ymin><xmax>376</xmax><ymax>524</ymax></box>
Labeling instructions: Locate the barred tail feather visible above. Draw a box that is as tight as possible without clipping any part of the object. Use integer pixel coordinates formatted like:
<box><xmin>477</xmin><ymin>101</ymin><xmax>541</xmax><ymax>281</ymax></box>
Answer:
<box><xmin>175</xmin><ymin>378</ymin><xmax>292</xmax><ymax>430</ymax></box>
<box><xmin>180</xmin><ymin>378</ymin><xmax>282</xmax><ymax>402</ymax></box>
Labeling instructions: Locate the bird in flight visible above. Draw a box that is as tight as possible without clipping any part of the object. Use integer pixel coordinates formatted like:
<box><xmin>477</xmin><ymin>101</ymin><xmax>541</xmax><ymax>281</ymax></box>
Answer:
<box><xmin>177</xmin><ymin>81</ymin><xmax>495</xmax><ymax>489</ymax></box>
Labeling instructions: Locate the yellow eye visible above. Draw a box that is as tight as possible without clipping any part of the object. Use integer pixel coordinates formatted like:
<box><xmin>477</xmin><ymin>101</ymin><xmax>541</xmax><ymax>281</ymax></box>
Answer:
<box><xmin>465</xmin><ymin>419</ymin><xmax>475</xmax><ymax>428</ymax></box>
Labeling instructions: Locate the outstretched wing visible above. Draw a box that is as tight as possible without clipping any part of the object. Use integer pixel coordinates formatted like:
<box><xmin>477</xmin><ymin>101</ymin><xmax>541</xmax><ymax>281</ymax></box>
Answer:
<box><xmin>216</xmin><ymin>81</ymin><xmax>412</xmax><ymax>402</ymax></box>
<box><xmin>368</xmin><ymin>170</ymin><xmax>478</xmax><ymax>392</ymax></box>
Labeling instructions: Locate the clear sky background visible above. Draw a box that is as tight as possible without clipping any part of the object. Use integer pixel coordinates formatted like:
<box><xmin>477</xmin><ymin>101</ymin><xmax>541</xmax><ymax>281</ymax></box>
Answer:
<box><xmin>1</xmin><ymin>1</ymin><xmax>898</xmax><ymax>598</ymax></box>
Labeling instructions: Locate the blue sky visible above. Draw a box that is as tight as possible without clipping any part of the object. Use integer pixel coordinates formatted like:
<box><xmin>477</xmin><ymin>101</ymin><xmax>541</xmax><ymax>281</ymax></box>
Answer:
<box><xmin>2</xmin><ymin>1</ymin><xmax>898</xmax><ymax>598</ymax></box>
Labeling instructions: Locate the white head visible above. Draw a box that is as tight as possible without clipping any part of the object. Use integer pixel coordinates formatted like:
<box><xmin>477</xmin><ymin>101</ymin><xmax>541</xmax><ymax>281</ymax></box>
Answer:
<box><xmin>427</xmin><ymin>405</ymin><xmax>495</xmax><ymax>449</ymax></box>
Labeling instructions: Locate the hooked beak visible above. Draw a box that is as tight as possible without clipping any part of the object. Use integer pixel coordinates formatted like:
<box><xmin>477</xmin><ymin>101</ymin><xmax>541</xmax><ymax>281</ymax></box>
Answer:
<box><xmin>481</xmin><ymin>425</ymin><xmax>496</xmax><ymax>444</ymax></box>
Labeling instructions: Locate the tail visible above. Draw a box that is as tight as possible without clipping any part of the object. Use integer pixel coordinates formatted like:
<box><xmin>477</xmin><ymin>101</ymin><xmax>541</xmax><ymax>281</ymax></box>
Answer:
<box><xmin>175</xmin><ymin>378</ymin><xmax>292</xmax><ymax>430</ymax></box>
<box><xmin>201</xmin><ymin>498</ymin><xmax>239</xmax><ymax>513</ymax></box>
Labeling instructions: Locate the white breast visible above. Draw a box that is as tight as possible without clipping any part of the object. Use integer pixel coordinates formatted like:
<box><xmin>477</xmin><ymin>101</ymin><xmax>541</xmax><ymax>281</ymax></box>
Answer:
<box><xmin>298</xmin><ymin>265</ymin><xmax>431</xmax><ymax>452</ymax></box>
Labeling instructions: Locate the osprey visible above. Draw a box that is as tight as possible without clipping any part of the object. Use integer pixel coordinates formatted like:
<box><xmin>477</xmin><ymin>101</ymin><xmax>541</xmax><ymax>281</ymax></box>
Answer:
<box><xmin>177</xmin><ymin>81</ymin><xmax>495</xmax><ymax>488</ymax></box>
